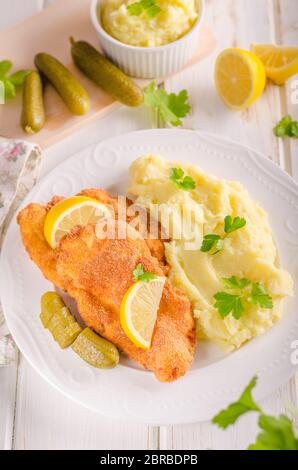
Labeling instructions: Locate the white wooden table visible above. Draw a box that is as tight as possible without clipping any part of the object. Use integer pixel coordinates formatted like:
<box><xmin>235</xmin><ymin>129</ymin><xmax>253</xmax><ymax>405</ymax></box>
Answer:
<box><xmin>0</xmin><ymin>0</ymin><xmax>297</xmax><ymax>450</ymax></box>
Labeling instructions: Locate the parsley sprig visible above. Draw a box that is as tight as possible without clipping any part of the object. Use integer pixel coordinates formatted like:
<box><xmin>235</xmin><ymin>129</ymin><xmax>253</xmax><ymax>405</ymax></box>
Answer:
<box><xmin>201</xmin><ymin>215</ymin><xmax>246</xmax><ymax>255</ymax></box>
<box><xmin>133</xmin><ymin>263</ymin><xmax>157</xmax><ymax>283</ymax></box>
<box><xmin>127</xmin><ymin>0</ymin><xmax>161</xmax><ymax>18</ymax></box>
<box><xmin>224</xmin><ymin>215</ymin><xmax>247</xmax><ymax>233</ymax></box>
<box><xmin>169</xmin><ymin>167</ymin><xmax>196</xmax><ymax>191</ymax></box>
<box><xmin>0</xmin><ymin>60</ymin><xmax>30</xmax><ymax>100</ymax></box>
<box><xmin>213</xmin><ymin>377</ymin><xmax>261</xmax><ymax>429</ymax></box>
<box><xmin>144</xmin><ymin>82</ymin><xmax>191</xmax><ymax>127</ymax></box>
<box><xmin>274</xmin><ymin>115</ymin><xmax>298</xmax><ymax>138</ymax></box>
<box><xmin>214</xmin><ymin>276</ymin><xmax>273</xmax><ymax>320</ymax></box>
<box><xmin>213</xmin><ymin>377</ymin><xmax>298</xmax><ymax>450</ymax></box>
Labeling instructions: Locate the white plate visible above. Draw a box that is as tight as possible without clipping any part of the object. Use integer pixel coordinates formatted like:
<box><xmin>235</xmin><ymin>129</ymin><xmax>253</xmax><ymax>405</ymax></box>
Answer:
<box><xmin>1</xmin><ymin>129</ymin><xmax>297</xmax><ymax>425</ymax></box>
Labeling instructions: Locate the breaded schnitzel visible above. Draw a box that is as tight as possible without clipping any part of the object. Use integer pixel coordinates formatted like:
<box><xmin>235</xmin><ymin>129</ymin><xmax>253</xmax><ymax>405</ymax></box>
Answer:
<box><xmin>17</xmin><ymin>189</ymin><xmax>196</xmax><ymax>382</ymax></box>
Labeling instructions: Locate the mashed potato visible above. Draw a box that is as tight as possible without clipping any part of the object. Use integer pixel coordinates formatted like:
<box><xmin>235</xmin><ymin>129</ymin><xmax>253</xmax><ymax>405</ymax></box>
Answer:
<box><xmin>101</xmin><ymin>0</ymin><xmax>199</xmax><ymax>47</ymax></box>
<box><xmin>129</xmin><ymin>155</ymin><xmax>294</xmax><ymax>351</ymax></box>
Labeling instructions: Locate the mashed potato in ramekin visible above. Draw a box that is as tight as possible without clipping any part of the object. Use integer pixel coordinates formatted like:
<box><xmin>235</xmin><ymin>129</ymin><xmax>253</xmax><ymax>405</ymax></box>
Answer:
<box><xmin>101</xmin><ymin>0</ymin><xmax>199</xmax><ymax>47</ymax></box>
<box><xmin>129</xmin><ymin>155</ymin><xmax>294</xmax><ymax>352</ymax></box>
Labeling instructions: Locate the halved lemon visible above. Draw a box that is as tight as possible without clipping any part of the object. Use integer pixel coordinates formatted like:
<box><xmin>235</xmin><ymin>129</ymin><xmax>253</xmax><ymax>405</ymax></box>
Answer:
<box><xmin>44</xmin><ymin>196</ymin><xmax>111</xmax><ymax>248</ymax></box>
<box><xmin>215</xmin><ymin>48</ymin><xmax>266</xmax><ymax>110</ymax></box>
<box><xmin>251</xmin><ymin>44</ymin><xmax>298</xmax><ymax>85</ymax></box>
<box><xmin>120</xmin><ymin>277</ymin><xmax>166</xmax><ymax>350</ymax></box>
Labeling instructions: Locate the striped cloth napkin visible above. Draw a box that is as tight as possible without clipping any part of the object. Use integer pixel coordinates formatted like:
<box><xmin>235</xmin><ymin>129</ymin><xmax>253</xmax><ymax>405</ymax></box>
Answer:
<box><xmin>0</xmin><ymin>138</ymin><xmax>41</xmax><ymax>366</ymax></box>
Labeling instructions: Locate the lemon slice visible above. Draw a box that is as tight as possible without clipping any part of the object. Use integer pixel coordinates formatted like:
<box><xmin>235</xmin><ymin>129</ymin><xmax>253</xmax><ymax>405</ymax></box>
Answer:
<box><xmin>120</xmin><ymin>277</ymin><xmax>166</xmax><ymax>350</ymax></box>
<box><xmin>215</xmin><ymin>48</ymin><xmax>266</xmax><ymax>110</ymax></box>
<box><xmin>251</xmin><ymin>44</ymin><xmax>298</xmax><ymax>85</ymax></box>
<box><xmin>44</xmin><ymin>196</ymin><xmax>111</xmax><ymax>248</ymax></box>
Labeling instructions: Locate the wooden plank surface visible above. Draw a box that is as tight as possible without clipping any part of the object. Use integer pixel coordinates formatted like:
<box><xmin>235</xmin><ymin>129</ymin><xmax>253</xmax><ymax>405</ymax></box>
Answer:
<box><xmin>0</xmin><ymin>359</ymin><xmax>18</xmax><ymax>450</ymax></box>
<box><xmin>0</xmin><ymin>0</ymin><xmax>297</xmax><ymax>450</ymax></box>
<box><xmin>13</xmin><ymin>356</ymin><xmax>155</xmax><ymax>450</ymax></box>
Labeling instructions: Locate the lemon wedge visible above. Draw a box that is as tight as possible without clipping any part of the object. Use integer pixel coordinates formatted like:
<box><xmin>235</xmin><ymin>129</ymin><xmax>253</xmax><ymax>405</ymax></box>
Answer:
<box><xmin>215</xmin><ymin>48</ymin><xmax>266</xmax><ymax>110</ymax></box>
<box><xmin>120</xmin><ymin>277</ymin><xmax>165</xmax><ymax>350</ymax></box>
<box><xmin>44</xmin><ymin>196</ymin><xmax>111</xmax><ymax>248</ymax></box>
<box><xmin>251</xmin><ymin>44</ymin><xmax>298</xmax><ymax>85</ymax></box>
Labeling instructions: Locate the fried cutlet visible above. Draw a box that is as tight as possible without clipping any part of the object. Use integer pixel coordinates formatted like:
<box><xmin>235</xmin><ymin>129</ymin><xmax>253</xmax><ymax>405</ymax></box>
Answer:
<box><xmin>17</xmin><ymin>189</ymin><xmax>196</xmax><ymax>382</ymax></box>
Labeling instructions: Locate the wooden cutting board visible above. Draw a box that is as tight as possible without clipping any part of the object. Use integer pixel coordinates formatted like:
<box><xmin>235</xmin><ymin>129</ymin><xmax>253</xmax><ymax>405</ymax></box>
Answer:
<box><xmin>0</xmin><ymin>0</ymin><xmax>216</xmax><ymax>148</ymax></box>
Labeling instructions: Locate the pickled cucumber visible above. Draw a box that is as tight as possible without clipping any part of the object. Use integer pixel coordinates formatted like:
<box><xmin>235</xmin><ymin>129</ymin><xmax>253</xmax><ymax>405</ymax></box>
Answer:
<box><xmin>70</xmin><ymin>38</ymin><xmax>144</xmax><ymax>107</ymax></box>
<box><xmin>21</xmin><ymin>71</ymin><xmax>45</xmax><ymax>134</ymax></box>
<box><xmin>41</xmin><ymin>292</ymin><xmax>70</xmax><ymax>327</ymax></box>
<box><xmin>40</xmin><ymin>292</ymin><xmax>82</xmax><ymax>349</ymax></box>
<box><xmin>35</xmin><ymin>53</ymin><xmax>90</xmax><ymax>115</ymax></box>
<box><xmin>51</xmin><ymin>323</ymin><xmax>82</xmax><ymax>349</ymax></box>
<box><xmin>72</xmin><ymin>328</ymin><xmax>119</xmax><ymax>369</ymax></box>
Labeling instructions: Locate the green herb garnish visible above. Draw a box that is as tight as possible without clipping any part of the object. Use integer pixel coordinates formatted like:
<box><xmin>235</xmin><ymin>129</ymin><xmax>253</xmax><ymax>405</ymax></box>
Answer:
<box><xmin>201</xmin><ymin>216</ymin><xmax>246</xmax><ymax>255</ymax></box>
<box><xmin>0</xmin><ymin>60</ymin><xmax>30</xmax><ymax>100</ymax></box>
<box><xmin>213</xmin><ymin>377</ymin><xmax>261</xmax><ymax>429</ymax></box>
<box><xmin>274</xmin><ymin>115</ymin><xmax>298</xmax><ymax>138</ymax></box>
<box><xmin>248</xmin><ymin>415</ymin><xmax>298</xmax><ymax>450</ymax></box>
<box><xmin>127</xmin><ymin>0</ymin><xmax>161</xmax><ymax>18</ymax></box>
<box><xmin>249</xmin><ymin>282</ymin><xmax>274</xmax><ymax>309</ymax></box>
<box><xmin>222</xmin><ymin>276</ymin><xmax>251</xmax><ymax>289</ymax></box>
<box><xmin>133</xmin><ymin>263</ymin><xmax>157</xmax><ymax>283</ymax></box>
<box><xmin>214</xmin><ymin>291</ymin><xmax>244</xmax><ymax>320</ymax></box>
<box><xmin>200</xmin><ymin>234</ymin><xmax>223</xmax><ymax>253</ymax></box>
<box><xmin>214</xmin><ymin>276</ymin><xmax>273</xmax><ymax>320</ymax></box>
<box><xmin>144</xmin><ymin>82</ymin><xmax>191</xmax><ymax>127</ymax></box>
<box><xmin>224</xmin><ymin>215</ymin><xmax>247</xmax><ymax>233</ymax></box>
<box><xmin>213</xmin><ymin>376</ymin><xmax>298</xmax><ymax>450</ymax></box>
<box><xmin>169</xmin><ymin>167</ymin><xmax>196</xmax><ymax>191</ymax></box>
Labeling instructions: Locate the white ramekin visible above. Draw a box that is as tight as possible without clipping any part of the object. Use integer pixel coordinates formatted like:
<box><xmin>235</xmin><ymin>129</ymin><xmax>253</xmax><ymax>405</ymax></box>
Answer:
<box><xmin>90</xmin><ymin>0</ymin><xmax>205</xmax><ymax>79</ymax></box>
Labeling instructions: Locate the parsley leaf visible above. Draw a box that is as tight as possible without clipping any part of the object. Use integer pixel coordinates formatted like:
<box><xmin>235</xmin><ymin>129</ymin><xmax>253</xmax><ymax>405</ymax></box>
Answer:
<box><xmin>200</xmin><ymin>215</ymin><xmax>246</xmax><ymax>254</ymax></box>
<box><xmin>0</xmin><ymin>60</ymin><xmax>30</xmax><ymax>101</ymax></box>
<box><xmin>166</xmin><ymin>90</ymin><xmax>191</xmax><ymax>125</ymax></box>
<box><xmin>146</xmin><ymin>4</ymin><xmax>162</xmax><ymax>17</ymax></box>
<box><xmin>180</xmin><ymin>176</ymin><xmax>196</xmax><ymax>190</ymax></box>
<box><xmin>214</xmin><ymin>277</ymin><xmax>273</xmax><ymax>320</ymax></box>
<box><xmin>248</xmin><ymin>415</ymin><xmax>298</xmax><ymax>450</ymax></box>
<box><xmin>249</xmin><ymin>282</ymin><xmax>273</xmax><ymax>309</ymax></box>
<box><xmin>274</xmin><ymin>115</ymin><xmax>298</xmax><ymax>139</ymax></box>
<box><xmin>169</xmin><ymin>168</ymin><xmax>196</xmax><ymax>191</ymax></box>
<box><xmin>144</xmin><ymin>82</ymin><xmax>191</xmax><ymax>126</ymax></box>
<box><xmin>224</xmin><ymin>215</ymin><xmax>247</xmax><ymax>234</ymax></box>
<box><xmin>170</xmin><ymin>167</ymin><xmax>184</xmax><ymax>180</ymax></box>
<box><xmin>127</xmin><ymin>0</ymin><xmax>161</xmax><ymax>18</ymax></box>
<box><xmin>222</xmin><ymin>276</ymin><xmax>250</xmax><ymax>289</ymax></box>
<box><xmin>213</xmin><ymin>377</ymin><xmax>298</xmax><ymax>450</ymax></box>
<box><xmin>0</xmin><ymin>60</ymin><xmax>12</xmax><ymax>77</ymax></box>
<box><xmin>133</xmin><ymin>263</ymin><xmax>157</xmax><ymax>283</ymax></box>
<box><xmin>3</xmin><ymin>79</ymin><xmax>16</xmax><ymax>100</ymax></box>
<box><xmin>201</xmin><ymin>234</ymin><xmax>221</xmax><ymax>253</ymax></box>
<box><xmin>9</xmin><ymin>70</ymin><xmax>31</xmax><ymax>86</ymax></box>
<box><xmin>214</xmin><ymin>292</ymin><xmax>244</xmax><ymax>319</ymax></box>
<box><xmin>213</xmin><ymin>377</ymin><xmax>261</xmax><ymax>429</ymax></box>
<box><xmin>290</xmin><ymin>121</ymin><xmax>298</xmax><ymax>138</ymax></box>
<box><xmin>127</xmin><ymin>2</ymin><xmax>143</xmax><ymax>15</ymax></box>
